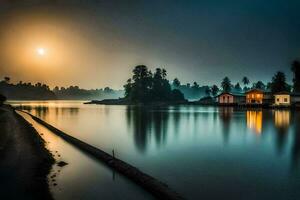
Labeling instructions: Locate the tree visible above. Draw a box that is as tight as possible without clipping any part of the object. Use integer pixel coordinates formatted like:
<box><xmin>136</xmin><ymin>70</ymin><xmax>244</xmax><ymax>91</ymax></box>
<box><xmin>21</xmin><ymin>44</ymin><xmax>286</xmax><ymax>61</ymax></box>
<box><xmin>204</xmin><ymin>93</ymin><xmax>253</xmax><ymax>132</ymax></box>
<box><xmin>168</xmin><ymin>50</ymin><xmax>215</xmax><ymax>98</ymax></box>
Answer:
<box><xmin>211</xmin><ymin>85</ymin><xmax>219</xmax><ymax>96</ymax></box>
<box><xmin>123</xmin><ymin>65</ymin><xmax>185</xmax><ymax>103</ymax></box>
<box><xmin>292</xmin><ymin>60</ymin><xmax>300</xmax><ymax>92</ymax></box>
<box><xmin>252</xmin><ymin>81</ymin><xmax>265</xmax><ymax>90</ymax></box>
<box><xmin>205</xmin><ymin>87</ymin><xmax>211</xmax><ymax>96</ymax></box>
<box><xmin>242</xmin><ymin>76</ymin><xmax>250</xmax><ymax>86</ymax></box>
<box><xmin>234</xmin><ymin>82</ymin><xmax>242</xmax><ymax>92</ymax></box>
<box><xmin>221</xmin><ymin>77</ymin><xmax>232</xmax><ymax>92</ymax></box>
<box><xmin>171</xmin><ymin>89</ymin><xmax>185</xmax><ymax>101</ymax></box>
<box><xmin>4</xmin><ymin>77</ymin><xmax>10</xmax><ymax>84</ymax></box>
<box><xmin>0</xmin><ymin>93</ymin><xmax>6</xmax><ymax>105</ymax></box>
<box><xmin>172</xmin><ymin>78</ymin><xmax>181</xmax><ymax>88</ymax></box>
<box><xmin>270</xmin><ymin>71</ymin><xmax>289</xmax><ymax>93</ymax></box>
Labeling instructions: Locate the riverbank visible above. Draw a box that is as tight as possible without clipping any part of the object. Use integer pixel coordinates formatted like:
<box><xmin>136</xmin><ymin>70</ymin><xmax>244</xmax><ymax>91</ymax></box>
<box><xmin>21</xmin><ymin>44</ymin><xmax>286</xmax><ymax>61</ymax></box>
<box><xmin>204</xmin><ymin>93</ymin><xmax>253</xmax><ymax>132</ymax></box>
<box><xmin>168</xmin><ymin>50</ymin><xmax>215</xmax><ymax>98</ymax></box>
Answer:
<box><xmin>0</xmin><ymin>105</ymin><xmax>55</xmax><ymax>199</ymax></box>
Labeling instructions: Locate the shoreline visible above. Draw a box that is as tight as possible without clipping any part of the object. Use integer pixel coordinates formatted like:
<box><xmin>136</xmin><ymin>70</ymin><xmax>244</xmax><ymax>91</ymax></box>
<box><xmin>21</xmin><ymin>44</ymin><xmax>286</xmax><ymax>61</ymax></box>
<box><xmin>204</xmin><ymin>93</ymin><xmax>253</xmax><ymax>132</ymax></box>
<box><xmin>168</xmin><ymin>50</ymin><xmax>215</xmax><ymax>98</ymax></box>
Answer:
<box><xmin>21</xmin><ymin>110</ymin><xmax>185</xmax><ymax>200</ymax></box>
<box><xmin>84</xmin><ymin>99</ymin><xmax>298</xmax><ymax>109</ymax></box>
<box><xmin>0</xmin><ymin>105</ymin><xmax>55</xmax><ymax>199</ymax></box>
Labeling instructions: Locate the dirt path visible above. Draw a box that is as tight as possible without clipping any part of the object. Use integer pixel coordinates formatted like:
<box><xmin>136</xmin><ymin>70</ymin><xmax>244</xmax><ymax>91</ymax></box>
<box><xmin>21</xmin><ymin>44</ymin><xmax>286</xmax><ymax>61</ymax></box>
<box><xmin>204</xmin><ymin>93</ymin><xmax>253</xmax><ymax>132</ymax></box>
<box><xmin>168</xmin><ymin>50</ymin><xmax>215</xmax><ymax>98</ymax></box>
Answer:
<box><xmin>0</xmin><ymin>105</ymin><xmax>54</xmax><ymax>200</ymax></box>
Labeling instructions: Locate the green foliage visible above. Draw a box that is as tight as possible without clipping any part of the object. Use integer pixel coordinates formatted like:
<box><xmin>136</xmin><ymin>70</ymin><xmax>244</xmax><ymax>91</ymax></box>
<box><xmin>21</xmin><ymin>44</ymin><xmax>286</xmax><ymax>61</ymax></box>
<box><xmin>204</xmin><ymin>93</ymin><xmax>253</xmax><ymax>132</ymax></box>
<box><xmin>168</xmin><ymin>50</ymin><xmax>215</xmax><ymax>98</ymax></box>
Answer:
<box><xmin>221</xmin><ymin>77</ymin><xmax>232</xmax><ymax>92</ymax></box>
<box><xmin>124</xmin><ymin>65</ymin><xmax>185</xmax><ymax>103</ymax></box>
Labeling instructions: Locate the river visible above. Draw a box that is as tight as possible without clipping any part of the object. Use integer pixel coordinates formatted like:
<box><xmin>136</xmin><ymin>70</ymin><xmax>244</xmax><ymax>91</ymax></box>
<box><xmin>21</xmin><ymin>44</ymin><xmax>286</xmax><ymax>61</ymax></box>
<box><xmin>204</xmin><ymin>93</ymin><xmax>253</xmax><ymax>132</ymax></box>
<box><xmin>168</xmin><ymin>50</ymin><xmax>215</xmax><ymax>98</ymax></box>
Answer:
<box><xmin>9</xmin><ymin>100</ymin><xmax>300</xmax><ymax>200</ymax></box>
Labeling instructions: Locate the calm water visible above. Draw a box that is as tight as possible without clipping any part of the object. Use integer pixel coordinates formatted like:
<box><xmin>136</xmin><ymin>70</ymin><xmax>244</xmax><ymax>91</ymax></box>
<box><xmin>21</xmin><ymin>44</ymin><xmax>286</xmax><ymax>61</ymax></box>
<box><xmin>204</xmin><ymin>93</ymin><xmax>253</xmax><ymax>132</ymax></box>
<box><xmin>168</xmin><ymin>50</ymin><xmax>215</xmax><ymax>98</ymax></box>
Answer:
<box><xmin>10</xmin><ymin>101</ymin><xmax>300</xmax><ymax>200</ymax></box>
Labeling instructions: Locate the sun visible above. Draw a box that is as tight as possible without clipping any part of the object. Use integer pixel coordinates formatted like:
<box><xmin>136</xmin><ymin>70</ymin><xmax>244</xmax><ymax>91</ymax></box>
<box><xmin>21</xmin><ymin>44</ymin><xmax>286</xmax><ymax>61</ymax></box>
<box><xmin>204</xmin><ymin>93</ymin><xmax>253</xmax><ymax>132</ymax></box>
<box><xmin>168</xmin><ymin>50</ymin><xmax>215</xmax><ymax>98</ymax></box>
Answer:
<box><xmin>36</xmin><ymin>48</ymin><xmax>46</xmax><ymax>56</ymax></box>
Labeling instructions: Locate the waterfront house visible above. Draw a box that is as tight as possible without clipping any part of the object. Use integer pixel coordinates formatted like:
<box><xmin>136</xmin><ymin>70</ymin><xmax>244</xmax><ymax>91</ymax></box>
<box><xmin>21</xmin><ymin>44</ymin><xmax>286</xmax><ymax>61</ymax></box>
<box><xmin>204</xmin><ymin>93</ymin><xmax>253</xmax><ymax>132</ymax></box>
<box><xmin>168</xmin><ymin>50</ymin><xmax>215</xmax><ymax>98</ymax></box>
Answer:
<box><xmin>274</xmin><ymin>92</ymin><xmax>290</xmax><ymax>106</ymax></box>
<box><xmin>245</xmin><ymin>89</ymin><xmax>264</xmax><ymax>104</ymax></box>
<box><xmin>216</xmin><ymin>92</ymin><xmax>245</xmax><ymax>105</ymax></box>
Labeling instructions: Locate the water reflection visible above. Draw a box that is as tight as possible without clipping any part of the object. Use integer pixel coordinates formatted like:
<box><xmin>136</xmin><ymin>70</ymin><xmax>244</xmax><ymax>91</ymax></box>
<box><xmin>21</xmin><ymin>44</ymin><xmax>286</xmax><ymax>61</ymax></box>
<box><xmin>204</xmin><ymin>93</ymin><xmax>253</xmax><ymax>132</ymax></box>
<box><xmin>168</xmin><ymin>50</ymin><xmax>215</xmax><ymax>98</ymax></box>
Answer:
<box><xmin>274</xmin><ymin>110</ymin><xmax>290</xmax><ymax>155</ymax></box>
<box><xmin>291</xmin><ymin>112</ymin><xmax>300</xmax><ymax>169</ymax></box>
<box><xmin>9</xmin><ymin>101</ymin><xmax>300</xmax><ymax>199</ymax></box>
<box><xmin>126</xmin><ymin>107</ymin><xmax>169</xmax><ymax>153</ymax></box>
<box><xmin>246</xmin><ymin>110</ymin><xmax>263</xmax><ymax>134</ymax></box>
<box><xmin>218</xmin><ymin>107</ymin><xmax>233</xmax><ymax>143</ymax></box>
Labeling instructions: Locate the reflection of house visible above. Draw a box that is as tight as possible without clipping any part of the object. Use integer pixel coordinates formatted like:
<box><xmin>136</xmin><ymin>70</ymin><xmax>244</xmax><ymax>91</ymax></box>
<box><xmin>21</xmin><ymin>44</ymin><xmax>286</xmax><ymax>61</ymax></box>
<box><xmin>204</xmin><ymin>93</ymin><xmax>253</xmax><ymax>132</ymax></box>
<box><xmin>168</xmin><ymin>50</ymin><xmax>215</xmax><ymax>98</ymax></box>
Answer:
<box><xmin>274</xmin><ymin>110</ymin><xmax>290</xmax><ymax>128</ymax></box>
<box><xmin>274</xmin><ymin>92</ymin><xmax>290</xmax><ymax>106</ymax></box>
<box><xmin>216</xmin><ymin>92</ymin><xmax>245</xmax><ymax>105</ymax></box>
<box><xmin>245</xmin><ymin>89</ymin><xmax>264</xmax><ymax>104</ymax></box>
<box><xmin>246</xmin><ymin>110</ymin><xmax>263</xmax><ymax>134</ymax></box>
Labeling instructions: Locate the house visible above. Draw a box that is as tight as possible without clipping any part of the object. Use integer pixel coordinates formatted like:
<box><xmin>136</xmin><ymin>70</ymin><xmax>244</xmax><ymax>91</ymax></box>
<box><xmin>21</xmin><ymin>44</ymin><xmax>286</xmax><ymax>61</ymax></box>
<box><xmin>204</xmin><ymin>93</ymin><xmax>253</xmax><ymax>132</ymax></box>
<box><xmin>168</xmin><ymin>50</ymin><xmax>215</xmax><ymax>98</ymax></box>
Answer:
<box><xmin>274</xmin><ymin>92</ymin><xmax>290</xmax><ymax>106</ymax></box>
<box><xmin>245</xmin><ymin>89</ymin><xmax>264</xmax><ymax>104</ymax></box>
<box><xmin>216</xmin><ymin>92</ymin><xmax>245</xmax><ymax>105</ymax></box>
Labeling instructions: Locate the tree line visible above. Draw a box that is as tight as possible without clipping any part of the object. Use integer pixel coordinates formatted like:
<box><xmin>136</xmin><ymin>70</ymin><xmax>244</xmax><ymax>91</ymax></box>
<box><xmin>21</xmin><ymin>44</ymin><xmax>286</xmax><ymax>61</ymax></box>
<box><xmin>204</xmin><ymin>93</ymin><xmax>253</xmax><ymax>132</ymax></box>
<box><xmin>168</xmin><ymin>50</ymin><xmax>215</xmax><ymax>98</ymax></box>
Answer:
<box><xmin>198</xmin><ymin>60</ymin><xmax>300</xmax><ymax>97</ymax></box>
<box><xmin>0</xmin><ymin>77</ymin><xmax>123</xmax><ymax>100</ymax></box>
<box><xmin>1</xmin><ymin>60</ymin><xmax>300</xmax><ymax>102</ymax></box>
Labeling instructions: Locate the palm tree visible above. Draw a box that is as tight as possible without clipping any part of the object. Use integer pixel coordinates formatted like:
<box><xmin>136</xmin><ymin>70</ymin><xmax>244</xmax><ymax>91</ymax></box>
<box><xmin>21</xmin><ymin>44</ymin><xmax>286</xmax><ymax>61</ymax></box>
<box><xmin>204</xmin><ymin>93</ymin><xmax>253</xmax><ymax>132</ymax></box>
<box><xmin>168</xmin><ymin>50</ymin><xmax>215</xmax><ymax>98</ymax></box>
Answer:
<box><xmin>242</xmin><ymin>76</ymin><xmax>250</xmax><ymax>86</ymax></box>
<box><xmin>221</xmin><ymin>77</ymin><xmax>232</xmax><ymax>92</ymax></box>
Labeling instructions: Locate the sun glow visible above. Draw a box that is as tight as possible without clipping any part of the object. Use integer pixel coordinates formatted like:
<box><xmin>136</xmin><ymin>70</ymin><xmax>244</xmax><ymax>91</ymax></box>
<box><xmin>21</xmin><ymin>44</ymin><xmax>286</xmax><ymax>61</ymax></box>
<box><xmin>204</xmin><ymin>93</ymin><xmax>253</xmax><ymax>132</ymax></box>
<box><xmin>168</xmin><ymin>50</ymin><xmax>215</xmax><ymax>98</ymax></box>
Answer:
<box><xmin>36</xmin><ymin>47</ymin><xmax>46</xmax><ymax>56</ymax></box>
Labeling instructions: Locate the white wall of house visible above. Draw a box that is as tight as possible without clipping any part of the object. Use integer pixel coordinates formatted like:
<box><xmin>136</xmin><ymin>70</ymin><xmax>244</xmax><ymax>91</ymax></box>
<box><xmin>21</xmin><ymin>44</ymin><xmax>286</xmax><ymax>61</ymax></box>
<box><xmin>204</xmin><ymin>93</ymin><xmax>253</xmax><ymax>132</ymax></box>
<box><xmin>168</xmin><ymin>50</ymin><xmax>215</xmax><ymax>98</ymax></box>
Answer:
<box><xmin>218</xmin><ymin>94</ymin><xmax>234</xmax><ymax>104</ymax></box>
<box><xmin>274</xmin><ymin>94</ymin><xmax>290</xmax><ymax>105</ymax></box>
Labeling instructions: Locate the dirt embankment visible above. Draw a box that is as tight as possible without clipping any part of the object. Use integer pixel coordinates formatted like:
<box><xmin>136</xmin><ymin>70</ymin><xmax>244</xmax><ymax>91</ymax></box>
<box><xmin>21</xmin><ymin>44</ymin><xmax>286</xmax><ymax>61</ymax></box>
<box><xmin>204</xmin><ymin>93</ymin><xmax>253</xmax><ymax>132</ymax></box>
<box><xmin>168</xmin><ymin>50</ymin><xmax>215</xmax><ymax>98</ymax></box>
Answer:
<box><xmin>0</xmin><ymin>105</ymin><xmax>54</xmax><ymax>200</ymax></box>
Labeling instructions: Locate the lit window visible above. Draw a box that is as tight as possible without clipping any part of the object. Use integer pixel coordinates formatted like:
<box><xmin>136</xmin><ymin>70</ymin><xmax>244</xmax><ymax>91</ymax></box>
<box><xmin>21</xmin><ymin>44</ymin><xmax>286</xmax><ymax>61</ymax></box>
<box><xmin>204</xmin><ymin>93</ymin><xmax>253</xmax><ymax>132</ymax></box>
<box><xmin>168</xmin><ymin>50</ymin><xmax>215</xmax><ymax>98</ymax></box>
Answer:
<box><xmin>257</xmin><ymin>94</ymin><xmax>260</xmax><ymax>98</ymax></box>
<box><xmin>252</xmin><ymin>94</ymin><xmax>254</xmax><ymax>98</ymax></box>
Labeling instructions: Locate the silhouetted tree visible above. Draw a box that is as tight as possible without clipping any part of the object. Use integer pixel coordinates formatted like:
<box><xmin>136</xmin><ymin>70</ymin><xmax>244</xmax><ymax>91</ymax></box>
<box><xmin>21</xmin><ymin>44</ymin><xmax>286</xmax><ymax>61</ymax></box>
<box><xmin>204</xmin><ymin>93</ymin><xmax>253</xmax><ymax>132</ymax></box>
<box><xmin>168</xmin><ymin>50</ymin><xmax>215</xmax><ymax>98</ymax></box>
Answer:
<box><xmin>211</xmin><ymin>85</ymin><xmax>219</xmax><ymax>96</ymax></box>
<box><xmin>292</xmin><ymin>60</ymin><xmax>300</xmax><ymax>93</ymax></box>
<box><xmin>172</xmin><ymin>78</ymin><xmax>181</xmax><ymax>88</ymax></box>
<box><xmin>205</xmin><ymin>87</ymin><xmax>211</xmax><ymax>96</ymax></box>
<box><xmin>221</xmin><ymin>77</ymin><xmax>232</xmax><ymax>92</ymax></box>
<box><xmin>242</xmin><ymin>76</ymin><xmax>250</xmax><ymax>86</ymax></box>
<box><xmin>0</xmin><ymin>93</ymin><xmax>6</xmax><ymax>105</ymax></box>
<box><xmin>270</xmin><ymin>71</ymin><xmax>289</xmax><ymax>93</ymax></box>
<box><xmin>252</xmin><ymin>81</ymin><xmax>265</xmax><ymax>90</ymax></box>
<box><xmin>171</xmin><ymin>89</ymin><xmax>185</xmax><ymax>101</ymax></box>
<box><xmin>4</xmin><ymin>77</ymin><xmax>10</xmax><ymax>84</ymax></box>
<box><xmin>123</xmin><ymin>65</ymin><xmax>185</xmax><ymax>103</ymax></box>
<box><xmin>234</xmin><ymin>82</ymin><xmax>242</xmax><ymax>92</ymax></box>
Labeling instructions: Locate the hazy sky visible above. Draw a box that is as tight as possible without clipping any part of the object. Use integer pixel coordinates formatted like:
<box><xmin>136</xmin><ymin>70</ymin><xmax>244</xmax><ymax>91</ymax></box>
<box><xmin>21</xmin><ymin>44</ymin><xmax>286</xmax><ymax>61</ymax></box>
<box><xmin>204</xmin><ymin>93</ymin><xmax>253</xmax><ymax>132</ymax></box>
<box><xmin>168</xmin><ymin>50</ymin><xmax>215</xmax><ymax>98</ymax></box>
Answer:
<box><xmin>0</xmin><ymin>0</ymin><xmax>299</xmax><ymax>89</ymax></box>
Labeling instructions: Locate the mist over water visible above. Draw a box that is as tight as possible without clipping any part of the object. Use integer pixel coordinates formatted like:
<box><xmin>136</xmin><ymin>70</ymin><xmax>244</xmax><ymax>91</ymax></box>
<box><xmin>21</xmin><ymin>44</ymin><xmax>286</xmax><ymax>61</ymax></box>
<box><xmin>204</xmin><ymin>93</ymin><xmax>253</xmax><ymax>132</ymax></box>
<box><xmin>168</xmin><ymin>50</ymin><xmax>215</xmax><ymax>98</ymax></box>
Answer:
<box><xmin>11</xmin><ymin>101</ymin><xmax>300</xmax><ymax>199</ymax></box>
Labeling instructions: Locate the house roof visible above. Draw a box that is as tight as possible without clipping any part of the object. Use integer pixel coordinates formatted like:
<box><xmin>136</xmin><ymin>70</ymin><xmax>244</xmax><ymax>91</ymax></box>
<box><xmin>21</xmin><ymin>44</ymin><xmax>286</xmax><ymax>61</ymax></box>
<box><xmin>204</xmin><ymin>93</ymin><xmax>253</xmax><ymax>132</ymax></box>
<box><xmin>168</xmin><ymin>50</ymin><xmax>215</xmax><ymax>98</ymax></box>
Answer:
<box><xmin>215</xmin><ymin>92</ymin><xmax>245</xmax><ymax>97</ymax></box>
<box><xmin>274</xmin><ymin>91</ymin><xmax>290</xmax><ymax>95</ymax></box>
<box><xmin>245</xmin><ymin>88</ymin><xmax>265</xmax><ymax>94</ymax></box>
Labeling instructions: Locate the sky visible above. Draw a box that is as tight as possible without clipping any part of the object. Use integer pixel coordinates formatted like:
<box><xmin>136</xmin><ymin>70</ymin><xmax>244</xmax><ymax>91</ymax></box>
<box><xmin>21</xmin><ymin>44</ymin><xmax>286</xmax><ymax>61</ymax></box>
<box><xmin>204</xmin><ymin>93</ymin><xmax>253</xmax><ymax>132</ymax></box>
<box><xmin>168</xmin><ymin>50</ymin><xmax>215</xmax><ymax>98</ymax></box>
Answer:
<box><xmin>0</xmin><ymin>0</ymin><xmax>299</xmax><ymax>89</ymax></box>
